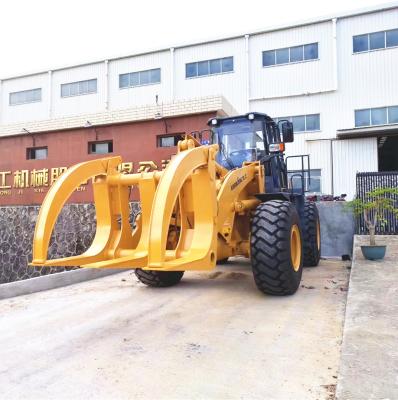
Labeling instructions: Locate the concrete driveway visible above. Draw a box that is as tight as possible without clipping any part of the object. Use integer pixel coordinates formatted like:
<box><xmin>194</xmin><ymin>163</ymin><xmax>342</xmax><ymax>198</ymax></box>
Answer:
<box><xmin>0</xmin><ymin>259</ymin><xmax>349</xmax><ymax>400</ymax></box>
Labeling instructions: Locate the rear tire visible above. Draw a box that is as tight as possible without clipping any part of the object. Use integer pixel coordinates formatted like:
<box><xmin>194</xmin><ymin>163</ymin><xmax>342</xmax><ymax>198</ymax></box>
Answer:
<box><xmin>302</xmin><ymin>202</ymin><xmax>321</xmax><ymax>267</ymax></box>
<box><xmin>135</xmin><ymin>269</ymin><xmax>184</xmax><ymax>287</ymax></box>
<box><xmin>250</xmin><ymin>200</ymin><xmax>303</xmax><ymax>296</ymax></box>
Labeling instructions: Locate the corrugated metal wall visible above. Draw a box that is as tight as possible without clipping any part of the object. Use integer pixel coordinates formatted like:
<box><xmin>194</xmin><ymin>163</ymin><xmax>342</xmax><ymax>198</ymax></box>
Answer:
<box><xmin>174</xmin><ymin>37</ymin><xmax>248</xmax><ymax>112</ymax></box>
<box><xmin>52</xmin><ymin>62</ymin><xmax>106</xmax><ymax>118</ymax></box>
<box><xmin>0</xmin><ymin>73</ymin><xmax>49</xmax><ymax>124</ymax></box>
<box><xmin>337</xmin><ymin>9</ymin><xmax>398</xmax><ymax>128</ymax></box>
<box><xmin>249</xmin><ymin>20</ymin><xmax>335</xmax><ymax>100</ymax></box>
<box><xmin>109</xmin><ymin>50</ymin><xmax>171</xmax><ymax>109</ymax></box>
<box><xmin>333</xmin><ymin>138</ymin><xmax>378</xmax><ymax>199</ymax></box>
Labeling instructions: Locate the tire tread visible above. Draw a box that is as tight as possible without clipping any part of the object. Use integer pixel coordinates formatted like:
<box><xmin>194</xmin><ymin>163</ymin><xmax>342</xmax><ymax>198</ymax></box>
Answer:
<box><xmin>250</xmin><ymin>200</ymin><xmax>303</xmax><ymax>296</ymax></box>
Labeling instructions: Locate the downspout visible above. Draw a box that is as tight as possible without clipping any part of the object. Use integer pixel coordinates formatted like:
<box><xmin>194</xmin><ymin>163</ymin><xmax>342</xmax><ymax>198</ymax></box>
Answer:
<box><xmin>332</xmin><ymin>18</ymin><xmax>338</xmax><ymax>91</ymax></box>
<box><xmin>330</xmin><ymin>18</ymin><xmax>338</xmax><ymax>195</ymax></box>
<box><xmin>104</xmin><ymin>60</ymin><xmax>109</xmax><ymax>110</ymax></box>
<box><xmin>244</xmin><ymin>34</ymin><xmax>250</xmax><ymax>112</ymax></box>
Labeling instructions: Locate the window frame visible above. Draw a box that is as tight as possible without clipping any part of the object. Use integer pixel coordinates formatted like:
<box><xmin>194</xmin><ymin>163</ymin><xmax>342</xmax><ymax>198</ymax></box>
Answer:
<box><xmin>9</xmin><ymin>88</ymin><xmax>42</xmax><ymax>106</ymax></box>
<box><xmin>157</xmin><ymin>133</ymin><xmax>185</xmax><ymax>148</ymax></box>
<box><xmin>119</xmin><ymin>68</ymin><xmax>161</xmax><ymax>89</ymax></box>
<box><xmin>88</xmin><ymin>140</ymin><xmax>113</xmax><ymax>155</ymax></box>
<box><xmin>185</xmin><ymin>56</ymin><xmax>234</xmax><ymax>79</ymax></box>
<box><xmin>26</xmin><ymin>146</ymin><xmax>48</xmax><ymax>160</ymax></box>
<box><xmin>354</xmin><ymin>105</ymin><xmax>398</xmax><ymax>128</ymax></box>
<box><xmin>353</xmin><ymin>28</ymin><xmax>398</xmax><ymax>54</ymax></box>
<box><xmin>274</xmin><ymin>114</ymin><xmax>321</xmax><ymax>133</ymax></box>
<box><xmin>61</xmin><ymin>79</ymin><xmax>98</xmax><ymax>98</ymax></box>
<box><xmin>262</xmin><ymin>43</ymin><xmax>319</xmax><ymax>68</ymax></box>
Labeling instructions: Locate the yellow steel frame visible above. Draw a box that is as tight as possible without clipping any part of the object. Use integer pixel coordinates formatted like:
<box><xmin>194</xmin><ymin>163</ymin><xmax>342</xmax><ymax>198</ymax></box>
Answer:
<box><xmin>31</xmin><ymin>136</ymin><xmax>264</xmax><ymax>271</ymax></box>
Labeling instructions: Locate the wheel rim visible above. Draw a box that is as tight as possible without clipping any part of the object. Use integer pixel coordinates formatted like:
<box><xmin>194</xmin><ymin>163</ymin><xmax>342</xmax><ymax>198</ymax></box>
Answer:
<box><xmin>290</xmin><ymin>224</ymin><xmax>301</xmax><ymax>272</ymax></box>
<box><xmin>316</xmin><ymin>220</ymin><xmax>321</xmax><ymax>251</ymax></box>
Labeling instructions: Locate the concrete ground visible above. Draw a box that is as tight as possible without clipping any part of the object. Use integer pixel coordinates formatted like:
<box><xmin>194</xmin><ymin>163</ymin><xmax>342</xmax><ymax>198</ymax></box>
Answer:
<box><xmin>0</xmin><ymin>259</ymin><xmax>349</xmax><ymax>400</ymax></box>
<box><xmin>336</xmin><ymin>235</ymin><xmax>398</xmax><ymax>400</ymax></box>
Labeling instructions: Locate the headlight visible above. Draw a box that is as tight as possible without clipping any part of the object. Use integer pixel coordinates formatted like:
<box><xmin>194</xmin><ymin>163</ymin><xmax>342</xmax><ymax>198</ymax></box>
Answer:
<box><xmin>248</xmin><ymin>113</ymin><xmax>255</xmax><ymax>120</ymax></box>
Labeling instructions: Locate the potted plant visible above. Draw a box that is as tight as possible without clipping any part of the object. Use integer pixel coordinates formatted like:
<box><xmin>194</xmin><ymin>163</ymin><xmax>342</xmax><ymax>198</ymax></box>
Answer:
<box><xmin>348</xmin><ymin>187</ymin><xmax>398</xmax><ymax>260</ymax></box>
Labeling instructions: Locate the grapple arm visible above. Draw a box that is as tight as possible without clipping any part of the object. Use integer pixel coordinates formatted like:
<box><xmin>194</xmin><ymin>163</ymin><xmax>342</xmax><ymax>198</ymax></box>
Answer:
<box><xmin>31</xmin><ymin>139</ymin><xmax>219</xmax><ymax>271</ymax></box>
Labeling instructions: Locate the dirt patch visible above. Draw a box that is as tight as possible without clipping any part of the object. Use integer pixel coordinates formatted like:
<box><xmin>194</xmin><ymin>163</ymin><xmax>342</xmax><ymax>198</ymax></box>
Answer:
<box><xmin>322</xmin><ymin>384</ymin><xmax>336</xmax><ymax>400</ymax></box>
<box><xmin>225</xmin><ymin>272</ymin><xmax>249</xmax><ymax>280</ymax></box>
<box><xmin>207</xmin><ymin>271</ymin><xmax>223</xmax><ymax>279</ymax></box>
<box><xmin>206</xmin><ymin>271</ymin><xmax>249</xmax><ymax>280</ymax></box>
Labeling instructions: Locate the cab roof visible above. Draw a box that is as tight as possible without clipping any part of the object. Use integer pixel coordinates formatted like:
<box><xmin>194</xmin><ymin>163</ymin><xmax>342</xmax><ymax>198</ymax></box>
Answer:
<box><xmin>207</xmin><ymin>112</ymin><xmax>275</xmax><ymax>127</ymax></box>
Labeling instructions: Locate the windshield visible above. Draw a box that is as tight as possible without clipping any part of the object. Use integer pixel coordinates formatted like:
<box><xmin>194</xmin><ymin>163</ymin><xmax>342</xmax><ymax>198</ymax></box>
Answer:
<box><xmin>213</xmin><ymin>119</ymin><xmax>265</xmax><ymax>169</ymax></box>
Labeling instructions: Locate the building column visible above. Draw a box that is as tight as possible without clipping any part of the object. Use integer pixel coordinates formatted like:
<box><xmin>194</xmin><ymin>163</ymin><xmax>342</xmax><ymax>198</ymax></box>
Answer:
<box><xmin>48</xmin><ymin>71</ymin><xmax>52</xmax><ymax>118</ymax></box>
<box><xmin>170</xmin><ymin>47</ymin><xmax>175</xmax><ymax>102</ymax></box>
<box><xmin>244</xmin><ymin>34</ymin><xmax>250</xmax><ymax>113</ymax></box>
<box><xmin>104</xmin><ymin>60</ymin><xmax>109</xmax><ymax>110</ymax></box>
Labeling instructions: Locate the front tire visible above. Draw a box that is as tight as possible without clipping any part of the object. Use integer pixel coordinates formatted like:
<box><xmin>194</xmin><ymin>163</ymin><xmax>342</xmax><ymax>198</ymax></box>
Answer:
<box><xmin>250</xmin><ymin>200</ymin><xmax>303</xmax><ymax>296</ymax></box>
<box><xmin>302</xmin><ymin>202</ymin><xmax>321</xmax><ymax>267</ymax></box>
<box><xmin>135</xmin><ymin>269</ymin><xmax>184</xmax><ymax>287</ymax></box>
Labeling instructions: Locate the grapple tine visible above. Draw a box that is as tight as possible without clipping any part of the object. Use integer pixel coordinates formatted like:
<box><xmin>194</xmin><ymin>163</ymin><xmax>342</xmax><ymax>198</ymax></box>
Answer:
<box><xmin>31</xmin><ymin>157</ymin><xmax>122</xmax><ymax>266</ymax></box>
<box><xmin>147</xmin><ymin>144</ymin><xmax>218</xmax><ymax>271</ymax></box>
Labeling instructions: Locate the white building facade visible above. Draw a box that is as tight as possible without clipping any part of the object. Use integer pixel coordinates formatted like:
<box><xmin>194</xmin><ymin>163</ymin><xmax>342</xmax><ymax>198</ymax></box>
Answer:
<box><xmin>0</xmin><ymin>3</ymin><xmax>397</xmax><ymax>198</ymax></box>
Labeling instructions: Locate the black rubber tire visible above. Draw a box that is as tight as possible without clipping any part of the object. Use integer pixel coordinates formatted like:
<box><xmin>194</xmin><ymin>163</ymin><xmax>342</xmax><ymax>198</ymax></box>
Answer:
<box><xmin>216</xmin><ymin>258</ymin><xmax>229</xmax><ymax>265</ymax></box>
<box><xmin>135</xmin><ymin>269</ymin><xmax>184</xmax><ymax>287</ymax></box>
<box><xmin>250</xmin><ymin>200</ymin><xmax>303</xmax><ymax>296</ymax></box>
<box><xmin>302</xmin><ymin>202</ymin><xmax>321</xmax><ymax>267</ymax></box>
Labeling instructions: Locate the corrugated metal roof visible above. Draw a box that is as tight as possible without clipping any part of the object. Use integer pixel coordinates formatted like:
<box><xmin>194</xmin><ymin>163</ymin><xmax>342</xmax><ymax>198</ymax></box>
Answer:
<box><xmin>337</xmin><ymin>124</ymin><xmax>398</xmax><ymax>138</ymax></box>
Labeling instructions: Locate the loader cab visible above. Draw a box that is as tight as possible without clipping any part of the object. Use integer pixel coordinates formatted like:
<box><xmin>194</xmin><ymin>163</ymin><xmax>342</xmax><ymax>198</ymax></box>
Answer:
<box><xmin>208</xmin><ymin>113</ymin><xmax>294</xmax><ymax>193</ymax></box>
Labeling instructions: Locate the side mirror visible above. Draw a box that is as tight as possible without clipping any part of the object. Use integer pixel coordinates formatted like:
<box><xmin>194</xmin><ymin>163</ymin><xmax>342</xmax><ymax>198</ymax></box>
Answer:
<box><xmin>280</xmin><ymin>121</ymin><xmax>294</xmax><ymax>143</ymax></box>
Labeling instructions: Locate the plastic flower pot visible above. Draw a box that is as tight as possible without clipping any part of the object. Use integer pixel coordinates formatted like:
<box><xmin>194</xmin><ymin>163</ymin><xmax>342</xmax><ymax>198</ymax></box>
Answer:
<box><xmin>360</xmin><ymin>245</ymin><xmax>386</xmax><ymax>260</ymax></box>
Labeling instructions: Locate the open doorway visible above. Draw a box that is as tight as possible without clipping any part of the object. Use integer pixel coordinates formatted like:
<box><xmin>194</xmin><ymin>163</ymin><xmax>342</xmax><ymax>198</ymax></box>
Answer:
<box><xmin>378</xmin><ymin>136</ymin><xmax>398</xmax><ymax>172</ymax></box>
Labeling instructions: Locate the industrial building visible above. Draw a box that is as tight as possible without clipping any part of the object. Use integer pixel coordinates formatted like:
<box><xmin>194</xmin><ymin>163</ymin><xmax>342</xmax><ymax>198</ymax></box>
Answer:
<box><xmin>0</xmin><ymin>2</ymin><xmax>397</xmax><ymax>204</ymax></box>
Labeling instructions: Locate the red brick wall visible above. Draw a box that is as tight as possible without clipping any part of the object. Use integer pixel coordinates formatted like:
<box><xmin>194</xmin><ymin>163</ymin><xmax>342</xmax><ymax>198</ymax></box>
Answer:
<box><xmin>0</xmin><ymin>112</ymin><xmax>214</xmax><ymax>205</ymax></box>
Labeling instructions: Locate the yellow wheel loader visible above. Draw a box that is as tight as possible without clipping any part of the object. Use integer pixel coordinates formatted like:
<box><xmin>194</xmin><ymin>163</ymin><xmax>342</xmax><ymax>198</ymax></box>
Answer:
<box><xmin>31</xmin><ymin>113</ymin><xmax>321</xmax><ymax>295</ymax></box>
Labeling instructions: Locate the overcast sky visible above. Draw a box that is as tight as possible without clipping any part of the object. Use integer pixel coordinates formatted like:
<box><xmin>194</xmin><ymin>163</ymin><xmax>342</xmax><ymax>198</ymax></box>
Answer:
<box><xmin>0</xmin><ymin>0</ymin><xmax>392</xmax><ymax>79</ymax></box>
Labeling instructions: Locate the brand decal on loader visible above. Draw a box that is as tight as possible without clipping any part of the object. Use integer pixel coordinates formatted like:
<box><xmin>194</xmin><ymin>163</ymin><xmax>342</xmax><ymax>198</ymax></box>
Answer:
<box><xmin>230</xmin><ymin>174</ymin><xmax>247</xmax><ymax>191</ymax></box>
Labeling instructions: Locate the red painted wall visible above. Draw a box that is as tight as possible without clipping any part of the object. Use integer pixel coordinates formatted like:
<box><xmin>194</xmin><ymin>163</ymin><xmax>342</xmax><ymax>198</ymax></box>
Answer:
<box><xmin>0</xmin><ymin>112</ymin><xmax>214</xmax><ymax>205</ymax></box>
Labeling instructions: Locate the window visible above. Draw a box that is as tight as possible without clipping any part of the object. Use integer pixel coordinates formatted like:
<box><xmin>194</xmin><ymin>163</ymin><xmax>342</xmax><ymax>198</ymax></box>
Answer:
<box><xmin>262</xmin><ymin>43</ymin><xmax>318</xmax><ymax>67</ymax></box>
<box><xmin>27</xmin><ymin>147</ymin><xmax>48</xmax><ymax>160</ymax></box>
<box><xmin>353</xmin><ymin>28</ymin><xmax>398</xmax><ymax>53</ymax></box>
<box><xmin>9</xmin><ymin>88</ymin><xmax>41</xmax><ymax>105</ymax></box>
<box><xmin>61</xmin><ymin>79</ymin><xmax>97</xmax><ymax>97</ymax></box>
<box><xmin>369</xmin><ymin>31</ymin><xmax>385</xmax><ymax>50</ymax></box>
<box><xmin>386</xmin><ymin>29</ymin><xmax>398</xmax><ymax>47</ymax></box>
<box><xmin>288</xmin><ymin>169</ymin><xmax>322</xmax><ymax>193</ymax></box>
<box><xmin>274</xmin><ymin>114</ymin><xmax>320</xmax><ymax>133</ymax></box>
<box><xmin>353</xmin><ymin>34</ymin><xmax>368</xmax><ymax>52</ymax></box>
<box><xmin>355</xmin><ymin>106</ymin><xmax>398</xmax><ymax>127</ymax></box>
<box><xmin>389</xmin><ymin>106</ymin><xmax>398</xmax><ymax>124</ymax></box>
<box><xmin>88</xmin><ymin>141</ymin><xmax>113</xmax><ymax>154</ymax></box>
<box><xmin>119</xmin><ymin>68</ymin><xmax>161</xmax><ymax>89</ymax></box>
<box><xmin>354</xmin><ymin>109</ymin><xmax>370</xmax><ymax>127</ymax></box>
<box><xmin>157</xmin><ymin>133</ymin><xmax>185</xmax><ymax>147</ymax></box>
<box><xmin>371</xmin><ymin>107</ymin><xmax>387</xmax><ymax>125</ymax></box>
<box><xmin>185</xmin><ymin>57</ymin><xmax>233</xmax><ymax>78</ymax></box>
